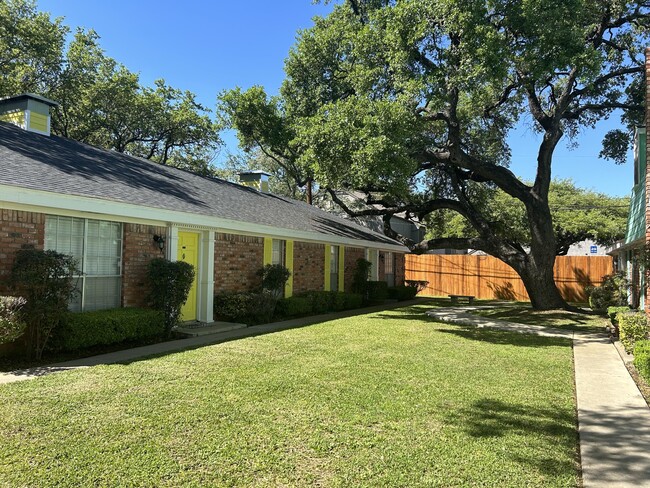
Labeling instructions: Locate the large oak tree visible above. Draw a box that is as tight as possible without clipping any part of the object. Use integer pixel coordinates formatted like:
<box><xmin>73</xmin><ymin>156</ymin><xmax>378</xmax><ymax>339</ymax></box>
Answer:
<box><xmin>221</xmin><ymin>0</ymin><xmax>649</xmax><ymax>309</ymax></box>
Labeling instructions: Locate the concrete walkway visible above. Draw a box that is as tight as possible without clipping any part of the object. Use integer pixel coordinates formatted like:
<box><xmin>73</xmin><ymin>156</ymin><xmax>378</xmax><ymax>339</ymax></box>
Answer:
<box><xmin>427</xmin><ymin>307</ymin><xmax>650</xmax><ymax>488</ymax></box>
<box><xmin>0</xmin><ymin>300</ymin><xmax>417</xmax><ymax>385</ymax></box>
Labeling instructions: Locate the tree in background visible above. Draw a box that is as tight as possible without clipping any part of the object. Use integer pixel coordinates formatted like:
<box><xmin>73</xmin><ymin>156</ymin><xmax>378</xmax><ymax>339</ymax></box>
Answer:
<box><xmin>0</xmin><ymin>0</ymin><xmax>221</xmax><ymax>175</ymax></box>
<box><xmin>222</xmin><ymin>0</ymin><xmax>648</xmax><ymax>309</ymax></box>
<box><xmin>427</xmin><ymin>179</ymin><xmax>629</xmax><ymax>255</ymax></box>
<box><xmin>218</xmin><ymin>86</ymin><xmax>316</xmax><ymax>203</ymax></box>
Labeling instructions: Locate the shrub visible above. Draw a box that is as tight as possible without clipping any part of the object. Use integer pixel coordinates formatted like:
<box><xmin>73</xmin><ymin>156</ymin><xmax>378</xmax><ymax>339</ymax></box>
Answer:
<box><xmin>587</xmin><ymin>272</ymin><xmax>629</xmax><ymax>313</ymax></box>
<box><xmin>49</xmin><ymin>308</ymin><xmax>165</xmax><ymax>352</ymax></box>
<box><xmin>404</xmin><ymin>280</ymin><xmax>429</xmax><ymax>294</ymax></box>
<box><xmin>619</xmin><ymin>311</ymin><xmax>650</xmax><ymax>354</ymax></box>
<box><xmin>634</xmin><ymin>340</ymin><xmax>650</xmax><ymax>383</ymax></box>
<box><xmin>331</xmin><ymin>292</ymin><xmax>347</xmax><ymax>311</ymax></box>
<box><xmin>607</xmin><ymin>305</ymin><xmax>631</xmax><ymax>334</ymax></box>
<box><xmin>214</xmin><ymin>292</ymin><xmax>276</xmax><ymax>324</ymax></box>
<box><xmin>0</xmin><ymin>296</ymin><xmax>27</xmax><ymax>344</ymax></box>
<box><xmin>366</xmin><ymin>281</ymin><xmax>389</xmax><ymax>302</ymax></box>
<box><xmin>344</xmin><ymin>293</ymin><xmax>363</xmax><ymax>310</ymax></box>
<box><xmin>148</xmin><ymin>258</ymin><xmax>195</xmax><ymax>337</ymax></box>
<box><xmin>275</xmin><ymin>297</ymin><xmax>313</xmax><ymax>317</ymax></box>
<box><xmin>299</xmin><ymin>291</ymin><xmax>333</xmax><ymax>314</ymax></box>
<box><xmin>257</xmin><ymin>264</ymin><xmax>291</xmax><ymax>298</ymax></box>
<box><xmin>10</xmin><ymin>249</ymin><xmax>79</xmax><ymax>359</ymax></box>
<box><xmin>351</xmin><ymin>258</ymin><xmax>372</xmax><ymax>296</ymax></box>
<box><xmin>387</xmin><ymin>285</ymin><xmax>419</xmax><ymax>301</ymax></box>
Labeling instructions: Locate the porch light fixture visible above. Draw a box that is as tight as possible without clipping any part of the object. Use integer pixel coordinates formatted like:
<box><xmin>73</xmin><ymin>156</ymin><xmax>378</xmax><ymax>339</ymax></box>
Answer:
<box><xmin>153</xmin><ymin>234</ymin><xmax>165</xmax><ymax>253</ymax></box>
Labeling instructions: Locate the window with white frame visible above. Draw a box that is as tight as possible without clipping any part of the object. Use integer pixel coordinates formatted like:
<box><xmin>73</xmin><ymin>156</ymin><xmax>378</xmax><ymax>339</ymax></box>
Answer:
<box><xmin>272</xmin><ymin>239</ymin><xmax>286</xmax><ymax>267</ymax></box>
<box><xmin>384</xmin><ymin>251</ymin><xmax>395</xmax><ymax>287</ymax></box>
<box><xmin>330</xmin><ymin>245</ymin><xmax>339</xmax><ymax>292</ymax></box>
<box><xmin>45</xmin><ymin>216</ymin><xmax>122</xmax><ymax>311</ymax></box>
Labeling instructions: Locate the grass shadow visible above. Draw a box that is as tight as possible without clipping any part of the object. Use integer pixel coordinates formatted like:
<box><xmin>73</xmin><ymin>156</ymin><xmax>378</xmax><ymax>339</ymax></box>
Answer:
<box><xmin>444</xmin><ymin>398</ymin><xmax>578</xmax><ymax>477</ymax></box>
<box><xmin>437</xmin><ymin>327</ymin><xmax>572</xmax><ymax>348</ymax></box>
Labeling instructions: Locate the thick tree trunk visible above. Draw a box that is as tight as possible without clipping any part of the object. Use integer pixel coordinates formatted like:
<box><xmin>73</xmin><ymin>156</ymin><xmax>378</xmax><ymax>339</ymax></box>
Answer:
<box><xmin>514</xmin><ymin>256</ymin><xmax>568</xmax><ymax>310</ymax></box>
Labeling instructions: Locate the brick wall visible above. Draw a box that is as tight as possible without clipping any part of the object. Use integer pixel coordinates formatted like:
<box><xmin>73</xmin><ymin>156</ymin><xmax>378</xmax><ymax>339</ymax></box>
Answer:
<box><xmin>214</xmin><ymin>233</ymin><xmax>264</xmax><ymax>294</ymax></box>
<box><xmin>344</xmin><ymin>247</ymin><xmax>366</xmax><ymax>292</ymax></box>
<box><xmin>0</xmin><ymin>210</ymin><xmax>44</xmax><ymax>294</ymax></box>
<box><xmin>122</xmin><ymin>223</ymin><xmax>167</xmax><ymax>307</ymax></box>
<box><xmin>293</xmin><ymin>241</ymin><xmax>325</xmax><ymax>294</ymax></box>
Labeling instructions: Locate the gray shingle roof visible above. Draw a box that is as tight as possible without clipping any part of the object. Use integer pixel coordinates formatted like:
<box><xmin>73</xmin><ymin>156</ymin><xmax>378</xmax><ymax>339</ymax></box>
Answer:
<box><xmin>0</xmin><ymin>122</ymin><xmax>403</xmax><ymax>247</ymax></box>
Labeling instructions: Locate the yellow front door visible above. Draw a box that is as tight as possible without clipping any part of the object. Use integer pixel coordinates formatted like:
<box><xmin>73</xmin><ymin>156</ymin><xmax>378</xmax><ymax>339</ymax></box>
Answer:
<box><xmin>177</xmin><ymin>231</ymin><xmax>199</xmax><ymax>321</ymax></box>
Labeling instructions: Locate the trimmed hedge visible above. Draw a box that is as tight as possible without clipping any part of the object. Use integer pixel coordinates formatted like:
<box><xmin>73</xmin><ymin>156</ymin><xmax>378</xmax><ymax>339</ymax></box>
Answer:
<box><xmin>275</xmin><ymin>297</ymin><xmax>313</xmax><ymax>317</ymax></box>
<box><xmin>366</xmin><ymin>281</ymin><xmax>389</xmax><ymax>302</ymax></box>
<box><xmin>387</xmin><ymin>285</ymin><xmax>419</xmax><ymax>301</ymax></box>
<box><xmin>619</xmin><ymin>311</ymin><xmax>650</xmax><ymax>354</ymax></box>
<box><xmin>344</xmin><ymin>293</ymin><xmax>363</xmax><ymax>310</ymax></box>
<box><xmin>607</xmin><ymin>306</ymin><xmax>630</xmax><ymax>326</ymax></box>
<box><xmin>634</xmin><ymin>340</ymin><xmax>650</xmax><ymax>383</ymax></box>
<box><xmin>213</xmin><ymin>292</ymin><xmax>276</xmax><ymax>324</ymax></box>
<box><xmin>49</xmin><ymin>308</ymin><xmax>165</xmax><ymax>352</ymax></box>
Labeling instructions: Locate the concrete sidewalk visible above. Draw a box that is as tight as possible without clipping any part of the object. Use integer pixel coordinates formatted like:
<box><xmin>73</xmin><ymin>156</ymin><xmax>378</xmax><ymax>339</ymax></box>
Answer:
<box><xmin>0</xmin><ymin>300</ymin><xmax>419</xmax><ymax>385</ymax></box>
<box><xmin>427</xmin><ymin>307</ymin><xmax>650</xmax><ymax>488</ymax></box>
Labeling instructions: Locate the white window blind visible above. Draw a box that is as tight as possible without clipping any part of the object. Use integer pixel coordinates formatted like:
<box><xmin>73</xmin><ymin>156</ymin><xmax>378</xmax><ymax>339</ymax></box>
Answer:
<box><xmin>45</xmin><ymin>216</ymin><xmax>122</xmax><ymax>311</ymax></box>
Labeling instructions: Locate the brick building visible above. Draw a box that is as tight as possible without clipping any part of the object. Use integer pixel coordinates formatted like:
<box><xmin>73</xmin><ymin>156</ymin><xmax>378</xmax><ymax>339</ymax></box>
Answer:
<box><xmin>0</xmin><ymin>93</ymin><xmax>407</xmax><ymax>323</ymax></box>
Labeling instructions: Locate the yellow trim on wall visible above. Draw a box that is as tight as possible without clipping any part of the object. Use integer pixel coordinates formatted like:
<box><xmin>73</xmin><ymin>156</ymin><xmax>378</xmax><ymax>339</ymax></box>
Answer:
<box><xmin>29</xmin><ymin>111</ymin><xmax>48</xmax><ymax>132</ymax></box>
<box><xmin>338</xmin><ymin>246</ymin><xmax>345</xmax><ymax>292</ymax></box>
<box><xmin>285</xmin><ymin>240</ymin><xmax>294</xmax><ymax>297</ymax></box>
<box><xmin>263</xmin><ymin>237</ymin><xmax>273</xmax><ymax>265</ymax></box>
<box><xmin>324</xmin><ymin>244</ymin><xmax>331</xmax><ymax>291</ymax></box>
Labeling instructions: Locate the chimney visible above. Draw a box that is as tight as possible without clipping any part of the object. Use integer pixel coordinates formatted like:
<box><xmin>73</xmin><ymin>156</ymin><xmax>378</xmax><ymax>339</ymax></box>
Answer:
<box><xmin>0</xmin><ymin>93</ymin><xmax>58</xmax><ymax>136</ymax></box>
<box><xmin>239</xmin><ymin>170</ymin><xmax>272</xmax><ymax>193</ymax></box>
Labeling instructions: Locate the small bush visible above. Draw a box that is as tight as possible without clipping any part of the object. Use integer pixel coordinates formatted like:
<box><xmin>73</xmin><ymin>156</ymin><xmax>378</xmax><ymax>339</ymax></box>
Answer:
<box><xmin>404</xmin><ymin>280</ymin><xmax>429</xmax><ymax>293</ymax></box>
<box><xmin>619</xmin><ymin>311</ymin><xmax>649</xmax><ymax>354</ymax></box>
<box><xmin>607</xmin><ymin>306</ymin><xmax>631</xmax><ymax>325</ymax></box>
<box><xmin>275</xmin><ymin>297</ymin><xmax>313</xmax><ymax>317</ymax></box>
<box><xmin>148</xmin><ymin>258</ymin><xmax>195</xmax><ymax>336</ymax></box>
<box><xmin>351</xmin><ymin>258</ymin><xmax>372</xmax><ymax>296</ymax></box>
<box><xmin>587</xmin><ymin>272</ymin><xmax>629</xmax><ymax>313</ymax></box>
<box><xmin>10</xmin><ymin>249</ymin><xmax>79</xmax><ymax>359</ymax></box>
<box><xmin>366</xmin><ymin>281</ymin><xmax>389</xmax><ymax>302</ymax></box>
<box><xmin>634</xmin><ymin>340</ymin><xmax>650</xmax><ymax>383</ymax></box>
<box><xmin>387</xmin><ymin>285</ymin><xmax>419</xmax><ymax>301</ymax></box>
<box><xmin>0</xmin><ymin>296</ymin><xmax>27</xmax><ymax>344</ymax></box>
<box><xmin>257</xmin><ymin>264</ymin><xmax>291</xmax><ymax>298</ymax></box>
<box><xmin>49</xmin><ymin>308</ymin><xmax>165</xmax><ymax>352</ymax></box>
<box><xmin>214</xmin><ymin>292</ymin><xmax>276</xmax><ymax>324</ymax></box>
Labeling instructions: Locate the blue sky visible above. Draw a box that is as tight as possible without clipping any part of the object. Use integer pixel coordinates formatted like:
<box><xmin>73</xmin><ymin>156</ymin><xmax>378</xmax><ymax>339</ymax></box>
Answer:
<box><xmin>39</xmin><ymin>0</ymin><xmax>633</xmax><ymax>197</ymax></box>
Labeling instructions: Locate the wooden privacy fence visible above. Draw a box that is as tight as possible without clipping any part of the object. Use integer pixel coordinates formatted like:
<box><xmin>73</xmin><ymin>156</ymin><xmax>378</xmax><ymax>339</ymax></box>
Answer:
<box><xmin>405</xmin><ymin>254</ymin><xmax>613</xmax><ymax>302</ymax></box>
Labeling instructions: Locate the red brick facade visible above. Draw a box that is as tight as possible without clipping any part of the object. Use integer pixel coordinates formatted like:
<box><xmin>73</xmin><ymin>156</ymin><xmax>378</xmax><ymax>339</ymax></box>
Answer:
<box><xmin>0</xmin><ymin>208</ymin><xmax>405</xmax><ymax>305</ymax></box>
<box><xmin>344</xmin><ymin>247</ymin><xmax>366</xmax><ymax>292</ymax></box>
<box><xmin>0</xmin><ymin>210</ymin><xmax>44</xmax><ymax>294</ymax></box>
<box><xmin>121</xmin><ymin>223</ymin><xmax>167</xmax><ymax>308</ymax></box>
<box><xmin>293</xmin><ymin>241</ymin><xmax>325</xmax><ymax>294</ymax></box>
<box><xmin>214</xmin><ymin>233</ymin><xmax>264</xmax><ymax>294</ymax></box>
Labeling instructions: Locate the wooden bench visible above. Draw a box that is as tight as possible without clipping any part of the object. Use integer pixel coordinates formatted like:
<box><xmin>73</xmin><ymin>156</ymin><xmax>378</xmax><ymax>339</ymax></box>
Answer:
<box><xmin>449</xmin><ymin>294</ymin><xmax>475</xmax><ymax>305</ymax></box>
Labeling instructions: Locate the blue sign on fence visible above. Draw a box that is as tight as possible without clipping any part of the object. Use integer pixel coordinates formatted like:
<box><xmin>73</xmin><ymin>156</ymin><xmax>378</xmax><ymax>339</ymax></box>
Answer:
<box><xmin>590</xmin><ymin>245</ymin><xmax>598</xmax><ymax>254</ymax></box>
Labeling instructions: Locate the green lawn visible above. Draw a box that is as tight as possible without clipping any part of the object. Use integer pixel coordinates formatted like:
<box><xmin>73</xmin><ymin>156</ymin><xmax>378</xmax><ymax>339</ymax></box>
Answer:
<box><xmin>0</xmin><ymin>302</ymin><xmax>579</xmax><ymax>487</ymax></box>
